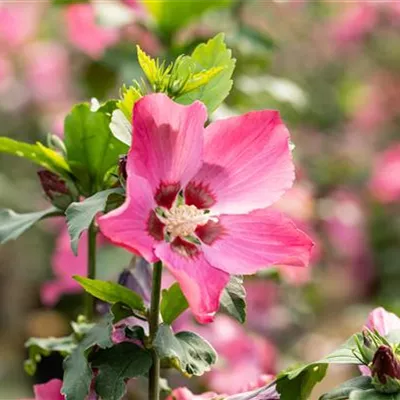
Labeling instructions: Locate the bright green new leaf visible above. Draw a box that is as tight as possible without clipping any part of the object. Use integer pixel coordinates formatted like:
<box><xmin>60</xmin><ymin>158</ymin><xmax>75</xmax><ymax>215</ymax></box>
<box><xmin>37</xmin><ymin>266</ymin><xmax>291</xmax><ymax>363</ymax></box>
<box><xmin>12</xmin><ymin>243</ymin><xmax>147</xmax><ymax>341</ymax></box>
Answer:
<box><xmin>92</xmin><ymin>343</ymin><xmax>153</xmax><ymax>400</ymax></box>
<box><xmin>73</xmin><ymin>276</ymin><xmax>146</xmax><ymax>313</ymax></box>
<box><xmin>116</xmin><ymin>84</ymin><xmax>142</xmax><ymax>121</ymax></box>
<box><xmin>160</xmin><ymin>283</ymin><xmax>189</xmax><ymax>324</ymax></box>
<box><xmin>142</xmin><ymin>0</ymin><xmax>231</xmax><ymax>35</ymax></box>
<box><xmin>0</xmin><ymin>207</ymin><xmax>61</xmax><ymax>244</ymax></box>
<box><xmin>182</xmin><ymin>66</ymin><xmax>224</xmax><ymax>93</ymax></box>
<box><xmin>176</xmin><ymin>33</ymin><xmax>236</xmax><ymax>114</ymax></box>
<box><xmin>154</xmin><ymin>324</ymin><xmax>217</xmax><ymax>377</ymax></box>
<box><xmin>320</xmin><ymin>376</ymin><xmax>374</xmax><ymax>400</ymax></box>
<box><xmin>219</xmin><ymin>275</ymin><xmax>246</xmax><ymax>324</ymax></box>
<box><xmin>137</xmin><ymin>45</ymin><xmax>159</xmax><ymax>87</ymax></box>
<box><xmin>65</xmin><ymin>187</ymin><xmax>124</xmax><ymax>254</ymax></box>
<box><xmin>64</xmin><ymin>103</ymin><xmax>128</xmax><ymax>194</ymax></box>
<box><xmin>0</xmin><ymin>137</ymin><xmax>71</xmax><ymax>178</ymax></box>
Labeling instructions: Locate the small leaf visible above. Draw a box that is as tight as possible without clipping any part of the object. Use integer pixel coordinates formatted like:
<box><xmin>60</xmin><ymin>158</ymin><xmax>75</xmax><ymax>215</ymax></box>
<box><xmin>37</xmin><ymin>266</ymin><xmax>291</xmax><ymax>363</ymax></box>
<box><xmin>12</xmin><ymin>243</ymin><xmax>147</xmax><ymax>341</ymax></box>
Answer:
<box><xmin>0</xmin><ymin>137</ymin><xmax>71</xmax><ymax>178</ymax></box>
<box><xmin>349</xmin><ymin>389</ymin><xmax>400</xmax><ymax>399</ymax></box>
<box><xmin>320</xmin><ymin>376</ymin><xmax>374</xmax><ymax>400</ymax></box>
<box><xmin>74</xmin><ymin>276</ymin><xmax>146</xmax><ymax>313</ymax></box>
<box><xmin>62</xmin><ymin>350</ymin><xmax>92</xmax><ymax>400</ymax></box>
<box><xmin>0</xmin><ymin>207</ymin><xmax>61</xmax><ymax>244</ymax></box>
<box><xmin>62</xmin><ymin>314</ymin><xmax>114</xmax><ymax>400</ymax></box>
<box><xmin>219</xmin><ymin>275</ymin><xmax>246</xmax><ymax>324</ymax></box>
<box><xmin>24</xmin><ymin>335</ymin><xmax>76</xmax><ymax>376</ymax></box>
<box><xmin>154</xmin><ymin>324</ymin><xmax>217</xmax><ymax>377</ymax></box>
<box><xmin>92</xmin><ymin>343</ymin><xmax>153</xmax><ymax>400</ymax></box>
<box><xmin>117</xmin><ymin>85</ymin><xmax>142</xmax><ymax>121</ymax></box>
<box><xmin>64</xmin><ymin>103</ymin><xmax>128</xmax><ymax>194</ymax></box>
<box><xmin>137</xmin><ymin>46</ymin><xmax>159</xmax><ymax>87</ymax></box>
<box><xmin>110</xmin><ymin>109</ymin><xmax>132</xmax><ymax>146</ymax></box>
<box><xmin>175</xmin><ymin>33</ymin><xmax>236</xmax><ymax>114</ymax></box>
<box><xmin>322</xmin><ymin>334</ymin><xmax>363</xmax><ymax>365</ymax></box>
<box><xmin>161</xmin><ymin>283</ymin><xmax>189</xmax><ymax>324</ymax></box>
<box><xmin>61</xmin><ymin>314</ymin><xmax>113</xmax><ymax>400</ymax></box>
<box><xmin>276</xmin><ymin>363</ymin><xmax>328</xmax><ymax>400</ymax></box>
<box><xmin>65</xmin><ymin>187</ymin><xmax>124</xmax><ymax>254</ymax></box>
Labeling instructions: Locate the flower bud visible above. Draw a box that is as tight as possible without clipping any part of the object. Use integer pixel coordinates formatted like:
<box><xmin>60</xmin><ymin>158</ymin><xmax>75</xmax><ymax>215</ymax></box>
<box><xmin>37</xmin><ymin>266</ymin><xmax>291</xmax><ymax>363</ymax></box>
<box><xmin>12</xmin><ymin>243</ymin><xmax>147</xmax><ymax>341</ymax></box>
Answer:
<box><xmin>118</xmin><ymin>155</ymin><xmax>128</xmax><ymax>181</ymax></box>
<box><xmin>37</xmin><ymin>170</ymin><xmax>73</xmax><ymax>210</ymax></box>
<box><xmin>371</xmin><ymin>345</ymin><xmax>400</xmax><ymax>393</ymax></box>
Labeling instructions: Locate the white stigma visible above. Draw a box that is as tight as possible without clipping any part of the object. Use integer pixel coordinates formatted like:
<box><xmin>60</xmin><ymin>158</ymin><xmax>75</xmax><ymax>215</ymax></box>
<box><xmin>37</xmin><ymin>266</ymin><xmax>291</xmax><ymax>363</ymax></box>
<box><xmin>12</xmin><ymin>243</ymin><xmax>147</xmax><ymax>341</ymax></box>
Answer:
<box><xmin>159</xmin><ymin>204</ymin><xmax>217</xmax><ymax>239</ymax></box>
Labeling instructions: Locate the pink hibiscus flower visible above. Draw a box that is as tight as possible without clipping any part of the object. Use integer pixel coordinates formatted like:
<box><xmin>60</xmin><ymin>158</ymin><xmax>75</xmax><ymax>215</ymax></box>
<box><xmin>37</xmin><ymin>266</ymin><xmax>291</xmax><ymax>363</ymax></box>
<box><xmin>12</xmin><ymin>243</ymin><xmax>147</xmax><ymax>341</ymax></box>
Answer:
<box><xmin>370</xmin><ymin>144</ymin><xmax>400</xmax><ymax>203</ymax></box>
<box><xmin>98</xmin><ymin>93</ymin><xmax>314</xmax><ymax>323</ymax></box>
<box><xmin>65</xmin><ymin>4</ymin><xmax>119</xmax><ymax>59</ymax></box>
<box><xmin>22</xmin><ymin>379</ymin><xmax>64</xmax><ymax>400</ymax></box>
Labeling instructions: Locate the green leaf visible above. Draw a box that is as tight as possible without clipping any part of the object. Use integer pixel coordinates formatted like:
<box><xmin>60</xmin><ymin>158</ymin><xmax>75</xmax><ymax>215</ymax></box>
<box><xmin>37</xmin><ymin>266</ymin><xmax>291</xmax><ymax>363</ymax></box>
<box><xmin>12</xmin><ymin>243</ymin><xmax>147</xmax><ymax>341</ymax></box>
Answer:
<box><xmin>142</xmin><ymin>0</ymin><xmax>231</xmax><ymax>34</ymax></box>
<box><xmin>92</xmin><ymin>343</ymin><xmax>152</xmax><ymax>400</ymax></box>
<box><xmin>219</xmin><ymin>275</ymin><xmax>246</xmax><ymax>324</ymax></box>
<box><xmin>154</xmin><ymin>324</ymin><xmax>217</xmax><ymax>377</ymax></box>
<box><xmin>160</xmin><ymin>283</ymin><xmax>189</xmax><ymax>324</ymax></box>
<box><xmin>276</xmin><ymin>334</ymin><xmax>363</xmax><ymax>400</ymax></box>
<box><xmin>175</xmin><ymin>33</ymin><xmax>236</xmax><ymax>114</ymax></box>
<box><xmin>276</xmin><ymin>363</ymin><xmax>328</xmax><ymax>400</ymax></box>
<box><xmin>62</xmin><ymin>314</ymin><xmax>114</xmax><ymax>400</ymax></box>
<box><xmin>320</xmin><ymin>376</ymin><xmax>374</xmax><ymax>400</ymax></box>
<box><xmin>74</xmin><ymin>276</ymin><xmax>146</xmax><ymax>313</ymax></box>
<box><xmin>322</xmin><ymin>334</ymin><xmax>363</xmax><ymax>365</ymax></box>
<box><xmin>0</xmin><ymin>137</ymin><xmax>71</xmax><ymax>178</ymax></box>
<box><xmin>65</xmin><ymin>187</ymin><xmax>124</xmax><ymax>254</ymax></box>
<box><xmin>64</xmin><ymin>103</ymin><xmax>128</xmax><ymax>194</ymax></box>
<box><xmin>24</xmin><ymin>335</ymin><xmax>76</xmax><ymax>376</ymax></box>
<box><xmin>350</xmin><ymin>390</ymin><xmax>400</xmax><ymax>400</ymax></box>
<box><xmin>0</xmin><ymin>207</ymin><xmax>60</xmax><ymax>244</ymax></box>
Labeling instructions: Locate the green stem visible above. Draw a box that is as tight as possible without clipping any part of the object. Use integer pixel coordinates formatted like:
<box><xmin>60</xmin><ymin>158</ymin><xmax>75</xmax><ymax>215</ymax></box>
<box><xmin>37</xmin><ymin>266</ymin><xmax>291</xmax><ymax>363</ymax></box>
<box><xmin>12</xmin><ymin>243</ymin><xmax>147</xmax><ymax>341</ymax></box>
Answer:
<box><xmin>84</xmin><ymin>221</ymin><xmax>97</xmax><ymax>321</ymax></box>
<box><xmin>148</xmin><ymin>261</ymin><xmax>163</xmax><ymax>400</ymax></box>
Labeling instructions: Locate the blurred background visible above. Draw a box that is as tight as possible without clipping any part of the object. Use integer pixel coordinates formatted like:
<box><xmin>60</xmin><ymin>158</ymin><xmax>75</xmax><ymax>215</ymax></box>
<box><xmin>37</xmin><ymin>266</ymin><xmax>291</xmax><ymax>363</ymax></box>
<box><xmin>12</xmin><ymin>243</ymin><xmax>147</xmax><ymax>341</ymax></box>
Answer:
<box><xmin>1</xmin><ymin>0</ymin><xmax>400</xmax><ymax>398</ymax></box>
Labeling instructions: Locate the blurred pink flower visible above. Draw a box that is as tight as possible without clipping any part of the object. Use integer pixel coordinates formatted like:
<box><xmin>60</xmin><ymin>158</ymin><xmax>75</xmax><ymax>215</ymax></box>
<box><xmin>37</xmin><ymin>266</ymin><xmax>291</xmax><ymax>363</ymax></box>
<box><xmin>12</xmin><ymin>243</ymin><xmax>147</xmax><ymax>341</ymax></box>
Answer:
<box><xmin>0</xmin><ymin>3</ymin><xmax>43</xmax><ymax>50</ymax></box>
<box><xmin>196</xmin><ymin>315</ymin><xmax>276</xmax><ymax>395</ymax></box>
<box><xmin>167</xmin><ymin>388</ymin><xmax>219</xmax><ymax>400</ymax></box>
<box><xmin>65</xmin><ymin>4</ymin><xmax>119</xmax><ymax>59</ymax></box>
<box><xmin>274</xmin><ymin>184</ymin><xmax>321</xmax><ymax>284</ymax></box>
<box><xmin>244</xmin><ymin>279</ymin><xmax>279</xmax><ymax>333</ymax></box>
<box><xmin>41</xmin><ymin>227</ymin><xmax>105</xmax><ymax>307</ymax></box>
<box><xmin>370</xmin><ymin>144</ymin><xmax>400</xmax><ymax>203</ymax></box>
<box><xmin>322</xmin><ymin>190</ymin><xmax>374</xmax><ymax>294</ymax></box>
<box><xmin>24</xmin><ymin>42</ymin><xmax>72</xmax><ymax>105</ymax></box>
<box><xmin>99</xmin><ymin>93</ymin><xmax>314</xmax><ymax>323</ymax></box>
<box><xmin>0</xmin><ymin>53</ymin><xmax>13</xmax><ymax>92</ymax></box>
<box><xmin>22</xmin><ymin>379</ymin><xmax>64</xmax><ymax>400</ymax></box>
<box><xmin>332</xmin><ymin>3</ymin><xmax>377</xmax><ymax>47</ymax></box>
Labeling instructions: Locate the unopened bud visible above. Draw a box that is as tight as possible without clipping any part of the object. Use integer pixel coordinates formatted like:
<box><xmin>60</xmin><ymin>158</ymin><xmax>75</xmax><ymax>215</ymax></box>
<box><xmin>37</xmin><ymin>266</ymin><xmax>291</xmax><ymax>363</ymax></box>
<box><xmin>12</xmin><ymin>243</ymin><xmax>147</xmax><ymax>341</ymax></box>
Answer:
<box><xmin>37</xmin><ymin>170</ymin><xmax>73</xmax><ymax>210</ymax></box>
<box><xmin>118</xmin><ymin>155</ymin><xmax>128</xmax><ymax>181</ymax></box>
<box><xmin>371</xmin><ymin>345</ymin><xmax>400</xmax><ymax>393</ymax></box>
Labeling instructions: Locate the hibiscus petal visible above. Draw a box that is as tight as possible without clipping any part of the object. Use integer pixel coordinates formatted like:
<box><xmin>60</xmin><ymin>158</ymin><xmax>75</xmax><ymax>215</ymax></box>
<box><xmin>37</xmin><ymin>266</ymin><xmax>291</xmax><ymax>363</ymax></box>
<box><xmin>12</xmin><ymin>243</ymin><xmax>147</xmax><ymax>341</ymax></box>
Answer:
<box><xmin>155</xmin><ymin>240</ymin><xmax>229</xmax><ymax>324</ymax></box>
<box><xmin>186</xmin><ymin>111</ymin><xmax>294</xmax><ymax>214</ymax></box>
<box><xmin>34</xmin><ymin>379</ymin><xmax>64</xmax><ymax>400</ymax></box>
<box><xmin>365</xmin><ymin>307</ymin><xmax>400</xmax><ymax>336</ymax></box>
<box><xmin>201</xmin><ymin>209</ymin><xmax>314</xmax><ymax>275</ymax></box>
<box><xmin>98</xmin><ymin>173</ymin><xmax>159</xmax><ymax>263</ymax></box>
<box><xmin>131</xmin><ymin>93</ymin><xmax>207</xmax><ymax>205</ymax></box>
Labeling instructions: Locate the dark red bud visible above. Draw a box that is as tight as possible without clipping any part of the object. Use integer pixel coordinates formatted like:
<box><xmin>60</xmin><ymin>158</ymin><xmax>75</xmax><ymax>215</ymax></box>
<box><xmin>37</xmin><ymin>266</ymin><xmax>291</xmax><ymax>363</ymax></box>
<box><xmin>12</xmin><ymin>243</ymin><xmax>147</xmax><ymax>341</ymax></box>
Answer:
<box><xmin>372</xmin><ymin>345</ymin><xmax>400</xmax><ymax>384</ymax></box>
<box><xmin>37</xmin><ymin>170</ymin><xmax>69</xmax><ymax>200</ymax></box>
<box><xmin>118</xmin><ymin>155</ymin><xmax>128</xmax><ymax>181</ymax></box>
